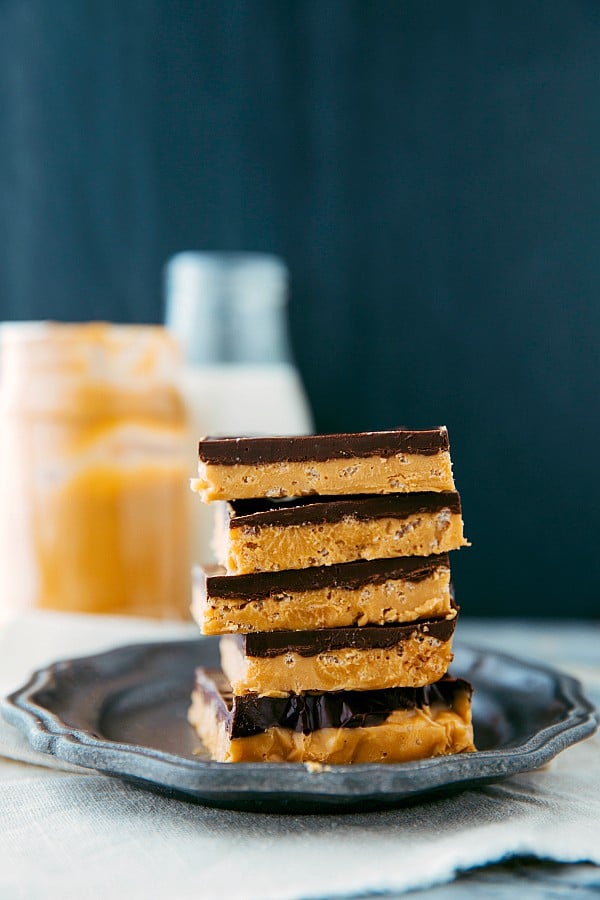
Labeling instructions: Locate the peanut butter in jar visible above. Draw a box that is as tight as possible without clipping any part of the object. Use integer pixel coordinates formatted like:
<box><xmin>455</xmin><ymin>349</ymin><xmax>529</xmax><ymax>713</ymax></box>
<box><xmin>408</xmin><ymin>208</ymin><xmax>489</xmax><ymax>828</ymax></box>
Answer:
<box><xmin>0</xmin><ymin>322</ymin><xmax>191</xmax><ymax>620</ymax></box>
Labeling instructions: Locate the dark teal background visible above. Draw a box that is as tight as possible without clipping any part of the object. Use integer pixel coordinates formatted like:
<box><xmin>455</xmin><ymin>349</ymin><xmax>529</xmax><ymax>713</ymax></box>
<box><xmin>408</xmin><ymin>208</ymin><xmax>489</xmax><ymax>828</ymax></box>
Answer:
<box><xmin>1</xmin><ymin>1</ymin><xmax>598</xmax><ymax>617</ymax></box>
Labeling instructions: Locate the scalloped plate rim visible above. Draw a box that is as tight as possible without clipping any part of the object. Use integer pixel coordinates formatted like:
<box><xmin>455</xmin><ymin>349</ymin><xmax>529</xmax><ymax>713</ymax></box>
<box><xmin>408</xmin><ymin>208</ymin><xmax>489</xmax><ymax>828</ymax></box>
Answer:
<box><xmin>2</xmin><ymin>639</ymin><xmax>597</xmax><ymax>807</ymax></box>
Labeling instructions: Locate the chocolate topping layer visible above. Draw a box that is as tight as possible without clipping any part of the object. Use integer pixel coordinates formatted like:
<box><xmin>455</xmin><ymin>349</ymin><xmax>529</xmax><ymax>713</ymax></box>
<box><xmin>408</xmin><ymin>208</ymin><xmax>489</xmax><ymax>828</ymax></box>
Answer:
<box><xmin>227</xmin><ymin>491</ymin><xmax>462</xmax><ymax>530</ymax></box>
<box><xmin>230</xmin><ymin>614</ymin><xmax>457</xmax><ymax>658</ymax></box>
<box><xmin>198</xmin><ymin>427</ymin><xmax>449</xmax><ymax>465</ymax></box>
<box><xmin>198</xmin><ymin>553</ymin><xmax>450</xmax><ymax>600</ymax></box>
<box><xmin>195</xmin><ymin>668</ymin><xmax>472</xmax><ymax>738</ymax></box>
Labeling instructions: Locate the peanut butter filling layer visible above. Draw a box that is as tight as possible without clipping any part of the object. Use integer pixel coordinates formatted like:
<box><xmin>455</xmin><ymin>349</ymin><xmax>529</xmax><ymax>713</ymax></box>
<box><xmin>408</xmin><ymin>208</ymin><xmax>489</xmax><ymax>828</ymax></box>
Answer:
<box><xmin>192</xmin><ymin>450</ymin><xmax>454</xmax><ymax>502</ymax></box>
<box><xmin>188</xmin><ymin>690</ymin><xmax>475</xmax><ymax>764</ymax></box>
<box><xmin>222</xmin><ymin>509</ymin><xmax>467</xmax><ymax>575</ymax></box>
<box><xmin>194</xmin><ymin>567</ymin><xmax>452</xmax><ymax>634</ymax></box>
<box><xmin>220</xmin><ymin>631</ymin><xmax>454</xmax><ymax>693</ymax></box>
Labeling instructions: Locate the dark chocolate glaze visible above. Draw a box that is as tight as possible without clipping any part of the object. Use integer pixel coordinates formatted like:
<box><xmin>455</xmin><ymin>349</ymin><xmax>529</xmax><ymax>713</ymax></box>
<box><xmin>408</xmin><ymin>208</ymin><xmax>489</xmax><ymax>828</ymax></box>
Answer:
<box><xmin>228</xmin><ymin>491</ymin><xmax>462</xmax><ymax>530</ymax></box>
<box><xmin>194</xmin><ymin>668</ymin><xmax>472</xmax><ymax>738</ymax></box>
<box><xmin>198</xmin><ymin>427</ymin><xmax>449</xmax><ymax>465</ymax></box>
<box><xmin>228</xmin><ymin>614</ymin><xmax>457</xmax><ymax>658</ymax></box>
<box><xmin>200</xmin><ymin>553</ymin><xmax>450</xmax><ymax>600</ymax></box>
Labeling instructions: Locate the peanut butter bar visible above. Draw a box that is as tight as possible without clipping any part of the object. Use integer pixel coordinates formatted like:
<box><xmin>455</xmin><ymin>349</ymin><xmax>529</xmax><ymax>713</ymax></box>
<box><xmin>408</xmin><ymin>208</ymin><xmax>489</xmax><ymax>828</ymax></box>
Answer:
<box><xmin>193</xmin><ymin>554</ymin><xmax>452</xmax><ymax>634</ymax></box>
<box><xmin>188</xmin><ymin>668</ymin><xmax>475</xmax><ymax>763</ymax></box>
<box><xmin>216</xmin><ymin>491</ymin><xmax>468</xmax><ymax>575</ymax></box>
<box><xmin>192</xmin><ymin>428</ymin><xmax>455</xmax><ymax>501</ymax></box>
<box><xmin>219</xmin><ymin>614</ymin><xmax>457</xmax><ymax>693</ymax></box>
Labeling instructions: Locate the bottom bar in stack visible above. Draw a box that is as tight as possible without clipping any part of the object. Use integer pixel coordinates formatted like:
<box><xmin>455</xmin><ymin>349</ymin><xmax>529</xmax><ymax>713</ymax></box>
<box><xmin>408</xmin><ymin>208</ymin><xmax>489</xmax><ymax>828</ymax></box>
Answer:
<box><xmin>189</xmin><ymin>669</ymin><xmax>475</xmax><ymax>763</ymax></box>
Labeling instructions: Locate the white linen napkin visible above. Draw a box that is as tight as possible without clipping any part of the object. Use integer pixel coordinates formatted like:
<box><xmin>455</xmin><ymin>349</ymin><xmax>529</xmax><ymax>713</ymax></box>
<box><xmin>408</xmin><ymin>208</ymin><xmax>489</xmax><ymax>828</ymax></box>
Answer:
<box><xmin>0</xmin><ymin>612</ymin><xmax>598</xmax><ymax>900</ymax></box>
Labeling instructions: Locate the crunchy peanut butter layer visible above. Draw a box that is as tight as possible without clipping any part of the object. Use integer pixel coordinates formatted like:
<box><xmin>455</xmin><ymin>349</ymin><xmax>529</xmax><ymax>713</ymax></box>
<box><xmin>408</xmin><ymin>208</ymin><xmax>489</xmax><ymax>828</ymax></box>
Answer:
<box><xmin>188</xmin><ymin>691</ymin><xmax>475</xmax><ymax>764</ymax></box>
<box><xmin>222</xmin><ymin>509</ymin><xmax>467</xmax><ymax>574</ymax></box>
<box><xmin>192</xmin><ymin>450</ymin><xmax>455</xmax><ymax>502</ymax></box>
<box><xmin>193</xmin><ymin>567</ymin><xmax>452</xmax><ymax>634</ymax></box>
<box><xmin>220</xmin><ymin>632</ymin><xmax>454</xmax><ymax>693</ymax></box>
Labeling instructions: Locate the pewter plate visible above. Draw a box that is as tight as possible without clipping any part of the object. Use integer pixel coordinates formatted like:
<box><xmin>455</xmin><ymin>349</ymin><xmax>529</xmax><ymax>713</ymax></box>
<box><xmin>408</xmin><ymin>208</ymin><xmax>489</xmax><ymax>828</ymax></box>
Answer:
<box><xmin>2</xmin><ymin>639</ymin><xmax>597</xmax><ymax>813</ymax></box>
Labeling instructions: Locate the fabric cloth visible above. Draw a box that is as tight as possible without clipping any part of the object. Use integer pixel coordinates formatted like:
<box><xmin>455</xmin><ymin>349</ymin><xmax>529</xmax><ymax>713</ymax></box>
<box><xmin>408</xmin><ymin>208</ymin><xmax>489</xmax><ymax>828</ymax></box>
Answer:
<box><xmin>0</xmin><ymin>612</ymin><xmax>598</xmax><ymax>900</ymax></box>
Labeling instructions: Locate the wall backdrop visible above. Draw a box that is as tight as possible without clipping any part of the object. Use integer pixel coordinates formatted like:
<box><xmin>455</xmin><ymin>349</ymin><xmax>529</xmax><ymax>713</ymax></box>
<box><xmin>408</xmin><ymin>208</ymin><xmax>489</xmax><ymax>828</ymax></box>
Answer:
<box><xmin>1</xmin><ymin>0</ymin><xmax>599</xmax><ymax>616</ymax></box>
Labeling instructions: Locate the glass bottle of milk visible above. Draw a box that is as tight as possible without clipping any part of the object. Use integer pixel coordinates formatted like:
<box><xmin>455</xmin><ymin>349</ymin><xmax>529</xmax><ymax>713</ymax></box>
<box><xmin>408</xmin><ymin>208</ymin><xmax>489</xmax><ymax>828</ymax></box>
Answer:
<box><xmin>164</xmin><ymin>252</ymin><xmax>313</xmax><ymax>566</ymax></box>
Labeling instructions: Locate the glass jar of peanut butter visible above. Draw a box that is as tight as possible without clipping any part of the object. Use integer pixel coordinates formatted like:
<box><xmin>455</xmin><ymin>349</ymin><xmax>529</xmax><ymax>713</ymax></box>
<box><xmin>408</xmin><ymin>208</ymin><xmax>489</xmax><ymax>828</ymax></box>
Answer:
<box><xmin>0</xmin><ymin>322</ymin><xmax>190</xmax><ymax>621</ymax></box>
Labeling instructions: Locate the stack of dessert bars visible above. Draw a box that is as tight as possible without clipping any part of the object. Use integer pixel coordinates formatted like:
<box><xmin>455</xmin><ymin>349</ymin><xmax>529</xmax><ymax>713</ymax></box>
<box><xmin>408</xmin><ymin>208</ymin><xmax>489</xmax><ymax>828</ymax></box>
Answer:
<box><xmin>189</xmin><ymin>428</ymin><xmax>475</xmax><ymax>764</ymax></box>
